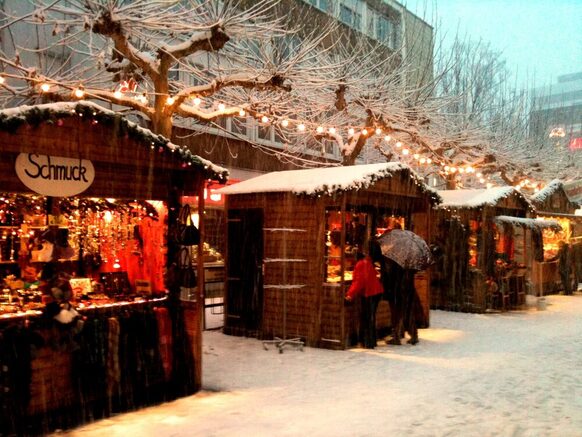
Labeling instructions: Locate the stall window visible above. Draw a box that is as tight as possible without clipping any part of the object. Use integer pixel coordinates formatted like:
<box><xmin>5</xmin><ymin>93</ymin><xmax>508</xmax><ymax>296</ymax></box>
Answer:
<box><xmin>540</xmin><ymin>217</ymin><xmax>571</xmax><ymax>260</ymax></box>
<box><xmin>324</xmin><ymin>209</ymin><xmax>370</xmax><ymax>283</ymax></box>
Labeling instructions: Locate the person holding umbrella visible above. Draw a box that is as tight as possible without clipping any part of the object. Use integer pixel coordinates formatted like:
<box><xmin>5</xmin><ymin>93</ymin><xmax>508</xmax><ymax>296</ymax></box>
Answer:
<box><xmin>377</xmin><ymin>228</ymin><xmax>434</xmax><ymax>345</ymax></box>
<box><xmin>345</xmin><ymin>249</ymin><xmax>384</xmax><ymax>349</ymax></box>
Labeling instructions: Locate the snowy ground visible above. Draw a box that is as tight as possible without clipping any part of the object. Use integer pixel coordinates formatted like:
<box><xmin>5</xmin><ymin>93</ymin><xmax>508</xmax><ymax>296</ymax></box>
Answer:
<box><xmin>64</xmin><ymin>294</ymin><xmax>582</xmax><ymax>437</ymax></box>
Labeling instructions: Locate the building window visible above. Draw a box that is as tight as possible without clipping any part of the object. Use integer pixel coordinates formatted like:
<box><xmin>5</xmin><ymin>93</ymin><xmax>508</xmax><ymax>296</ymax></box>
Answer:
<box><xmin>306</xmin><ymin>0</ymin><xmax>329</xmax><ymax>13</ymax></box>
<box><xmin>339</xmin><ymin>1</ymin><xmax>361</xmax><ymax>30</ymax></box>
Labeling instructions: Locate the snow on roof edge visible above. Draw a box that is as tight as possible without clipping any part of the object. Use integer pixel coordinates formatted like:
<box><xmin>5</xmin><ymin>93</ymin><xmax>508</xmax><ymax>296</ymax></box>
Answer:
<box><xmin>436</xmin><ymin>187</ymin><xmax>534</xmax><ymax>210</ymax></box>
<box><xmin>217</xmin><ymin>162</ymin><xmax>442</xmax><ymax>204</ymax></box>
<box><xmin>0</xmin><ymin>101</ymin><xmax>229</xmax><ymax>182</ymax></box>
<box><xmin>494</xmin><ymin>215</ymin><xmax>562</xmax><ymax>231</ymax></box>
<box><xmin>530</xmin><ymin>179</ymin><xmax>563</xmax><ymax>203</ymax></box>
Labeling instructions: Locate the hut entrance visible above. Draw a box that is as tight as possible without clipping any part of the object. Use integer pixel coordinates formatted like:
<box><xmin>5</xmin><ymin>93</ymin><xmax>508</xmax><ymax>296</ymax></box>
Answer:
<box><xmin>225</xmin><ymin>208</ymin><xmax>264</xmax><ymax>336</ymax></box>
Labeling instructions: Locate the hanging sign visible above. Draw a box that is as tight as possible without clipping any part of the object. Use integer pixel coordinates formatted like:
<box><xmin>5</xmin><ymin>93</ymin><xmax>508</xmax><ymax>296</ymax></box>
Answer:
<box><xmin>15</xmin><ymin>153</ymin><xmax>95</xmax><ymax>197</ymax></box>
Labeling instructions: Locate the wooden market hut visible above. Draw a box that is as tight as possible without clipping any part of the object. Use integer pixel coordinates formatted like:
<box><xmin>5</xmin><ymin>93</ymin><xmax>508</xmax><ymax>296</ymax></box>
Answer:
<box><xmin>0</xmin><ymin>101</ymin><xmax>228</xmax><ymax>434</ymax></box>
<box><xmin>217</xmin><ymin>162</ymin><xmax>441</xmax><ymax>350</ymax></box>
<box><xmin>530</xmin><ymin>179</ymin><xmax>582</xmax><ymax>294</ymax></box>
<box><xmin>431</xmin><ymin>187</ymin><xmax>557</xmax><ymax>312</ymax></box>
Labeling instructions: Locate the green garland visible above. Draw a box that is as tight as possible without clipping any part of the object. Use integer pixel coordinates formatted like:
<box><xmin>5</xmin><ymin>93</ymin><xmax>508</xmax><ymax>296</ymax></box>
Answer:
<box><xmin>0</xmin><ymin>103</ymin><xmax>229</xmax><ymax>183</ymax></box>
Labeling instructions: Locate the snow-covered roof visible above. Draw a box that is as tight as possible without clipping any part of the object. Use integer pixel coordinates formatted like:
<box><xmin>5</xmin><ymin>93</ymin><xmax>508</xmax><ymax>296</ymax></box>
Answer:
<box><xmin>530</xmin><ymin>179</ymin><xmax>564</xmax><ymax>204</ymax></box>
<box><xmin>217</xmin><ymin>162</ymin><xmax>441</xmax><ymax>203</ymax></box>
<box><xmin>494</xmin><ymin>215</ymin><xmax>562</xmax><ymax>231</ymax></box>
<box><xmin>0</xmin><ymin>101</ymin><xmax>228</xmax><ymax>182</ymax></box>
<box><xmin>437</xmin><ymin>187</ymin><xmax>532</xmax><ymax>210</ymax></box>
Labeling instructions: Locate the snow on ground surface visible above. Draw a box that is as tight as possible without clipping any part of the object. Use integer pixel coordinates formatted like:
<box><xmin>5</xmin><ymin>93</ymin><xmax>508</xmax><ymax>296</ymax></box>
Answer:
<box><xmin>64</xmin><ymin>294</ymin><xmax>582</xmax><ymax>437</ymax></box>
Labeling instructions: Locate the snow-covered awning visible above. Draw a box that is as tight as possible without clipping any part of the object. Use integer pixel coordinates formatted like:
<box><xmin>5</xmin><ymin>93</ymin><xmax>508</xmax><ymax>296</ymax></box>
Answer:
<box><xmin>494</xmin><ymin>216</ymin><xmax>562</xmax><ymax>231</ymax></box>
<box><xmin>216</xmin><ymin>162</ymin><xmax>441</xmax><ymax>203</ymax></box>
<box><xmin>0</xmin><ymin>101</ymin><xmax>229</xmax><ymax>182</ymax></box>
<box><xmin>437</xmin><ymin>187</ymin><xmax>533</xmax><ymax>210</ymax></box>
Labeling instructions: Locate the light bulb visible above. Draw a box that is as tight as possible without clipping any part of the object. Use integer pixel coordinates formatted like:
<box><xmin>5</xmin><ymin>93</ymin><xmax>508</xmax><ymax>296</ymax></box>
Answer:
<box><xmin>362</xmin><ymin>129</ymin><xmax>368</xmax><ymax>136</ymax></box>
<box><xmin>193</xmin><ymin>97</ymin><xmax>201</xmax><ymax>106</ymax></box>
<box><xmin>395</xmin><ymin>141</ymin><xmax>402</xmax><ymax>148</ymax></box>
<box><xmin>316</xmin><ymin>126</ymin><xmax>324</xmax><ymax>134</ymax></box>
<box><xmin>348</xmin><ymin>128</ymin><xmax>355</xmax><ymax>135</ymax></box>
<box><xmin>74</xmin><ymin>86</ymin><xmax>85</xmax><ymax>98</ymax></box>
<box><xmin>413</xmin><ymin>154</ymin><xmax>420</xmax><ymax>160</ymax></box>
<box><xmin>281</xmin><ymin>119</ymin><xmax>289</xmax><ymax>127</ymax></box>
<box><xmin>166</xmin><ymin>96</ymin><xmax>175</xmax><ymax>105</ymax></box>
<box><xmin>40</xmin><ymin>83</ymin><xmax>51</xmax><ymax>92</ymax></box>
<box><xmin>328</xmin><ymin>127</ymin><xmax>336</xmax><ymax>134</ymax></box>
<box><xmin>261</xmin><ymin>115</ymin><xmax>269</xmax><ymax>123</ymax></box>
<box><xmin>375</xmin><ymin>128</ymin><xmax>382</xmax><ymax>135</ymax></box>
<box><xmin>298</xmin><ymin>123</ymin><xmax>305</xmax><ymax>131</ymax></box>
<box><xmin>239</xmin><ymin>109</ymin><xmax>246</xmax><ymax>117</ymax></box>
<box><xmin>419</xmin><ymin>158</ymin><xmax>426</xmax><ymax>164</ymax></box>
<box><xmin>402</xmin><ymin>148</ymin><xmax>409</xmax><ymax>155</ymax></box>
<box><xmin>0</xmin><ymin>76</ymin><xmax>4</xmax><ymax>84</ymax></box>
<box><xmin>113</xmin><ymin>90</ymin><xmax>122</xmax><ymax>99</ymax></box>
<box><xmin>218</xmin><ymin>103</ymin><xmax>226</xmax><ymax>111</ymax></box>
<box><xmin>426</xmin><ymin>158</ymin><xmax>432</xmax><ymax>164</ymax></box>
<box><xmin>384</xmin><ymin>135</ymin><xmax>391</xmax><ymax>142</ymax></box>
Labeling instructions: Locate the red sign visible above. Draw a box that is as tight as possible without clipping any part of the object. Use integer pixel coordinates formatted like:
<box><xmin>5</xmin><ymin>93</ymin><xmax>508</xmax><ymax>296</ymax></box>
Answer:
<box><xmin>183</xmin><ymin>179</ymin><xmax>240</xmax><ymax>208</ymax></box>
<box><xmin>569</xmin><ymin>137</ymin><xmax>582</xmax><ymax>151</ymax></box>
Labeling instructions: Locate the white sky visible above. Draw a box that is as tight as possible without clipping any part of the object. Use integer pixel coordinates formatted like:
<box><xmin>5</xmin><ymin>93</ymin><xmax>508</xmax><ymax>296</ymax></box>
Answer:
<box><xmin>404</xmin><ymin>0</ymin><xmax>582</xmax><ymax>87</ymax></box>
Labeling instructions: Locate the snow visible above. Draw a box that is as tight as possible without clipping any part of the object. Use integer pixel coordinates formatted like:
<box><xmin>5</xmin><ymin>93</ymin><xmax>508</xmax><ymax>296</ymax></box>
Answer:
<box><xmin>217</xmin><ymin>162</ymin><xmax>439</xmax><ymax>200</ymax></box>
<box><xmin>494</xmin><ymin>215</ymin><xmax>562</xmax><ymax>231</ymax></box>
<box><xmin>531</xmin><ymin>179</ymin><xmax>563</xmax><ymax>204</ymax></box>
<box><xmin>63</xmin><ymin>293</ymin><xmax>582</xmax><ymax>436</ymax></box>
<box><xmin>437</xmin><ymin>187</ymin><xmax>531</xmax><ymax>209</ymax></box>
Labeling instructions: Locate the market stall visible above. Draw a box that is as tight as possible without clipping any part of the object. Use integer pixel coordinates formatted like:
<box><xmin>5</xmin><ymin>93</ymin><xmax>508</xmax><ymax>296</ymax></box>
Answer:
<box><xmin>0</xmin><ymin>102</ymin><xmax>227</xmax><ymax>434</ymax></box>
<box><xmin>217</xmin><ymin>163</ymin><xmax>440</xmax><ymax>349</ymax></box>
<box><xmin>530</xmin><ymin>180</ymin><xmax>582</xmax><ymax>294</ymax></box>
<box><xmin>432</xmin><ymin>187</ymin><xmax>538</xmax><ymax>312</ymax></box>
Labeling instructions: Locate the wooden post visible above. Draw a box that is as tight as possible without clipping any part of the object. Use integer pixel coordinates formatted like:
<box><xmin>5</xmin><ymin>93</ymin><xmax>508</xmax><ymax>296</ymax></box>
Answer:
<box><xmin>340</xmin><ymin>193</ymin><xmax>347</xmax><ymax>348</ymax></box>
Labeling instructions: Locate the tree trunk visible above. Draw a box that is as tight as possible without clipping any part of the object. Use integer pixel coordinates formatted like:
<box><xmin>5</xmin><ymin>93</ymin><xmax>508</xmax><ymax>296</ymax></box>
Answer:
<box><xmin>445</xmin><ymin>174</ymin><xmax>457</xmax><ymax>190</ymax></box>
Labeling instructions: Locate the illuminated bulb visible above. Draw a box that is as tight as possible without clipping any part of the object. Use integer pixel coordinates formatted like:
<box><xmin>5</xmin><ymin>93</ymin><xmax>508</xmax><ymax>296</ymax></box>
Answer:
<box><xmin>0</xmin><ymin>76</ymin><xmax>4</xmax><ymax>84</ymax></box>
<box><xmin>476</xmin><ymin>172</ymin><xmax>482</xmax><ymax>178</ymax></box>
<box><xmin>413</xmin><ymin>153</ymin><xmax>420</xmax><ymax>160</ymax></box>
<box><xmin>534</xmin><ymin>187</ymin><xmax>540</xmax><ymax>193</ymax></box>
<box><xmin>261</xmin><ymin>115</ymin><xmax>269</xmax><ymax>123</ymax></box>
<box><xmin>402</xmin><ymin>148</ymin><xmax>409</xmax><ymax>155</ymax></box>
<box><xmin>384</xmin><ymin>135</ymin><xmax>391</xmax><ymax>142</ymax></box>
<box><xmin>458</xmin><ymin>167</ymin><xmax>465</xmax><ymax>173</ymax></box>
<box><xmin>40</xmin><ymin>83</ymin><xmax>51</xmax><ymax>92</ymax></box>
<box><xmin>444</xmin><ymin>165</ymin><xmax>450</xmax><ymax>171</ymax></box>
<box><xmin>486</xmin><ymin>183</ymin><xmax>493</xmax><ymax>189</ymax></box>
<box><xmin>419</xmin><ymin>157</ymin><xmax>426</xmax><ymax>164</ymax></box>
<box><xmin>298</xmin><ymin>123</ymin><xmax>306</xmax><ymax>131</ymax></box>
<box><xmin>515</xmin><ymin>185</ymin><xmax>521</xmax><ymax>190</ymax></box>
<box><xmin>113</xmin><ymin>90</ymin><xmax>122</xmax><ymax>99</ymax></box>
<box><xmin>524</xmin><ymin>179</ymin><xmax>530</xmax><ymax>185</ymax></box>
<box><xmin>450</xmin><ymin>167</ymin><xmax>457</xmax><ymax>173</ymax></box>
<box><xmin>375</xmin><ymin>128</ymin><xmax>382</xmax><ymax>135</ymax></box>
<box><xmin>395</xmin><ymin>141</ymin><xmax>402</xmax><ymax>148</ymax></box>
<box><xmin>193</xmin><ymin>97</ymin><xmax>201</xmax><ymax>106</ymax></box>
<box><xmin>362</xmin><ymin>129</ymin><xmax>368</xmax><ymax>136</ymax></box>
<box><xmin>281</xmin><ymin>119</ymin><xmax>289</xmax><ymax>127</ymax></box>
<box><xmin>348</xmin><ymin>128</ymin><xmax>355</xmax><ymax>135</ymax></box>
<box><xmin>426</xmin><ymin>158</ymin><xmax>432</xmax><ymax>164</ymax></box>
<box><xmin>218</xmin><ymin>103</ymin><xmax>226</xmax><ymax>111</ymax></box>
<box><xmin>74</xmin><ymin>86</ymin><xmax>85</xmax><ymax>98</ymax></box>
<box><xmin>479</xmin><ymin>178</ymin><xmax>485</xmax><ymax>183</ymax></box>
<box><xmin>328</xmin><ymin>127</ymin><xmax>336</xmax><ymax>134</ymax></box>
<box><xmin>316</xmin><ymin>126</ymin><xmax>324</xmax><ymax>134</ymax></box>
<box><xmin>166</xmin><ymin>96</ymin><xmax>175</xmax><ymax>105</ymax></box>
<box><xmin>113</xmin><ymin>259</ymin><xmax>121</xmax><ymax>269</ymax></box>
<box><xmin>239</xmin><ymin>109</ymin><xmax>246</xmax><ymax>117</ymax></box>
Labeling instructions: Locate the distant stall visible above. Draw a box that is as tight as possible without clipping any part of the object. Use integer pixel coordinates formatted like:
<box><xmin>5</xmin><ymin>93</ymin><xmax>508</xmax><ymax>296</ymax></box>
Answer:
<box><xmin>217</xmin><ymin>163</ymin><xmax>440</xmax><ymax>349</ymax></box>
<box><xmin>530</xmin><ymin>180</ymin><xmax>582</xmax><ymax>294</ymax></box>
<box><xmin>431</xmin><ymin>187</ymin><xmax>553</xmax><ymax>312</ymax></box>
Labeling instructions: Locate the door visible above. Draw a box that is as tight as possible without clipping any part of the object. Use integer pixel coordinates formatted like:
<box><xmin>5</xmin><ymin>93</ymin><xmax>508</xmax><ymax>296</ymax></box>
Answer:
<box><xmin>225</xmin><ymin>208</ymin><xmax>264</xmax><ymax>336</ymax></box>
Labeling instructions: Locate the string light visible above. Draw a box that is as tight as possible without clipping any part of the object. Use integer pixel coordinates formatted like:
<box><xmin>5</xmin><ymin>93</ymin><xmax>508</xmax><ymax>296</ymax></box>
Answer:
<box><xmin>239</xmin><ymin>109</ymin><xmax>246</xmax><ymax>117</ymax></box>
<box><xmin>413</xmin><ymin>153</ymin><xmax>420</xmax><ymax>160</ymax></box>
<box><xmin>261</xmin><ymin>115</ymin><xmax>269</xmax><ymax>123</ymax></box>
<box><xmin>298</xmin><ymin>123</ymin><xmax>305</xmax><ymax>131</ymax></box>
<box><xmin>281</xmin><ymin>119</ymin><xmax>289</xmax><ymax>127</ymax></box>
<box><xmin>476</xmin><ymin>172</ymin><xmax>482</xmax><ymax>178</ymax></box>
<box><xmin>74</xmin><ymin>85</ymin><xmax>85</xmax><ymax>98</ymax></box>
<box><xmin>348</xmin><ymin>128</ymin><xmax>355</xmax><ymax>135</ymax></box>
<box><xmin>375</xmin><ymin>128</ymin><xmax>382</xmax><ymax>135</ymax></box>
<box><xmin>316</xmin><ymin>126</ymin><xmax>324</xmax><ymax>134</ymax></box>
<box><xmin>384</xmin><ymin>135</ymin><xmax>391</xmax><ymax>142</ymax></box>
<box><xmin>328</xmin><ymin>127</ymin><xmax>336</xmax><ymax>134</ymax></box>
<box><xmin>166</xmin><ymin>96</ymin><xmax>175</xmax><ymax>105</ymax></box>
<box><xmin>113</xmin><ymin>90</ymin><xmax>122</xmax><ymax>99</ymax></box>
<box><xmin>0</xmin><ymin>76</ymin><xmax>4</xmax><ymax>85</ymax></box>
<box><xmin>395</xmin><ymin>141</ymin><xmax>402</xmax><ymax>148</ymax></box>
<box><xmin>192</xmin><ymin>97</ymin><xmax>201</xmax><ymax>106</ymax></box>
<box><xmin>402</xmin><ymin>148</ymin><xmax>409</xmax><ymax>155</ymax></box>
<box><xmin>217</xmin><ymin>103</ymin><xmax>226</xmax><ymax>111</ymax></box>
<box><xmin>426</xmin><ymin>158</ymin><xmax>432</xmax><ymax>164</ymax></box>
<box><xmin>40</xmin><ymin>83</ymin><xmax>51</xmax><ymax>92</ymax></box>
<box><xmin>419</xmin><ymin>157</ymin><xmax>426</xmax><ymax>164</ymax></box>
<box><xmin>361</xmin><ymin>129</ymin><xmax>368</xmax><ymax>136</ymax></box>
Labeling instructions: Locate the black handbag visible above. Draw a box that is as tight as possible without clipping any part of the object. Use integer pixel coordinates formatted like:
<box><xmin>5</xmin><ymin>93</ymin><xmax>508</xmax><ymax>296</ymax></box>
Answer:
<box><xmin>178</xmin><ymin>247</ymin><xmax>198</xmax><ymax>301</ymax></box>
<box><xmin>177</xmin><ymin>204</ymin><xmax>200</xmax><ymax>246</ymax></box>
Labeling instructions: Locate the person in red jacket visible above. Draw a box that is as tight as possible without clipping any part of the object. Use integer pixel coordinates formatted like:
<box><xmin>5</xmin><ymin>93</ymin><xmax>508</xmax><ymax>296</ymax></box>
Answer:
<box><xmin>346</xmin><ymin>251</ymin><xmax>384</xmax><ymax>348</ymax></box>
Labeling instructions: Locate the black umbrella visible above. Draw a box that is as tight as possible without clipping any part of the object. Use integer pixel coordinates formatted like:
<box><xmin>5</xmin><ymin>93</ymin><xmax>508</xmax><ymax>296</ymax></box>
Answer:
<box><xmin>377</xmin><ymin>229</ymin><xmax>434</xmax><ymax>271</ymax></box>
